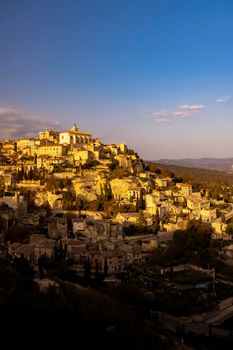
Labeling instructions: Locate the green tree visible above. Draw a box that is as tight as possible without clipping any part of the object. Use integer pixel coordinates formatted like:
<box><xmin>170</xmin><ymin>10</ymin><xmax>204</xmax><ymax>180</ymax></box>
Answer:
<box><xmin>221</xmin><ymin>213</ymin><xmax>226</xmax><ymax>224</ymax></box>
<box><xmin>103</xmin><ymin>258</ymin><xmax>108</xmax><ymax>277</ymax></box>
<box><xmin>152</xmin><ymin>209</ymin><xmax>160</xmax><ymax>233</ymax></box>
<box><xmin>148</xmin><ymin>163</ymin><xmax>158</xmax><ymax>173</ymax></box>
<box><xmin>62</xmin><ymin>191</ymin><xmax>75</xmax><ymax>210</ymax></box>
<box><xmin>109</xmin><ymin>166</ymin><xmax>130</xmax><ymax>180</ymax></box>
<box><xmin>104</xmin><ymin>183</ymin><xmax>112</xmax><ymax>201</ymax></box>
<box><xmin>5</xmin><ymin>224</ymin><xmax>32</xmax><ymax>243</ymax></box>
<box><xmin>162</xmin><ymin>222</ymin><xmax>213</xmax><ymax>267</ymax></box>
<box><xmin>54</xmin><ymin>241</ymin><xmax>67</xmax><ymax>263</ymax></box>
<box><xmin>82</xmin><ymin>160</ymin><xmax>100</xmax><ymax>169</ymax></box>
<box><xmin>0</xmin><ymin>216</ymin><xmax>7</xmax><ymax>234</ymax></box>
<box><xmin>28</xmin><ymin>168</ymin><xmax>34</xmax><ymax>180</ymax></box>
<box><xmin>38</xmin><ymin>254</ymin><xmax>50</xmax><ymax>279</ymax></box>
<box><xmin>0</xmin><ymin>176</ymin><xmax>5</xmax><ymax>197</ymax></box>
<box><xmin>135</xmin><ymin>193</ymin><xmax>140</xmax><ymax>212</ymax></box>
<box><xmin>108</xmin><ymin>159</ymin><xmax>119</xmax><ymax>171</ymax></box>
<box><xmin>14</xmin><ymin>255</ymin><xmax>34</xmax><ymax>280</ymax></box>
<box><xmin>46</xmin><ymin>175</ymin><xmax>58</xmax><ymax>191</ymax></box>
<box><xmin>139</xmin><ymin>188</ymin><xmax>145</xmax><ymax>210</ymax></box>
<box><xmin>226</xmin><ymin>223</ymin><xmax>233</xmax><ymax>236</ymax></box>
<box><xmin>161</xmin><ymin>167</ymin><xmax>174</xmax><ymax>178</ymax></box>
<box><xmin>137</xmin><ymin>210</ymin><xmax>147</xmax><ymax>228</ymax></box>
<box><xmin>84</xmin><ymin>258</ymin><xmax>91</xmax><ymax>284</ymax></box>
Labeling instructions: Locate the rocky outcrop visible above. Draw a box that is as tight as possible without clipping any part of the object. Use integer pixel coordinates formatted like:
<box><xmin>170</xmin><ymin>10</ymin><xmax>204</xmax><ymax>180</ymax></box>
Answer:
<box><xmin>34</xmin><ymin>190</ymin><xmax>63</xmax><ymax>208</ymax></box>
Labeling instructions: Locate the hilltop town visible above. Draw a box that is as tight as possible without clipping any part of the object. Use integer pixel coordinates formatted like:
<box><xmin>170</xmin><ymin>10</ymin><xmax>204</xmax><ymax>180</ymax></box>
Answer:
<box><xmin>2</xmin><ymin>123</ymin><xmax>233</xmax><ymax>349</ymax></box>
<box><xmin>0</xmin><ymin>123</ymin><xmax>233</xmax><ymax>276</ymax></box>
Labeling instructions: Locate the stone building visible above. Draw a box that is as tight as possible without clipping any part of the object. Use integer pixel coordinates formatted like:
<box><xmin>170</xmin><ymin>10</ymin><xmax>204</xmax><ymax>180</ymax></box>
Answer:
<box><xmin>59</xmin><ymin>124</ymin><xmax>92</xmax><ymax>147</ymax></box>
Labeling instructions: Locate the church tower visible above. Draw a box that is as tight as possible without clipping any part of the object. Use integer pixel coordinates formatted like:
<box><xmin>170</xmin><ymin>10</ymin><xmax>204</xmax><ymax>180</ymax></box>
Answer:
<box><xmin>71</xmin><ymin>123</ymin><xmax>79</xmax><ymax>132</ymax></box>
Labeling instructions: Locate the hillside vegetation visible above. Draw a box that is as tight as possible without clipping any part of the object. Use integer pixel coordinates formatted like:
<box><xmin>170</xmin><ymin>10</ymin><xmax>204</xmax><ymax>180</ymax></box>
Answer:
<box><xmin>156</xmin><ymin>163</ymin><xmax>233</xmax><ymax>186</ymax></box>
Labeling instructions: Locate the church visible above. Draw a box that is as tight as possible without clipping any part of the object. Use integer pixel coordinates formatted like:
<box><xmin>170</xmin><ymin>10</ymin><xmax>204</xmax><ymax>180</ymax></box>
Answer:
<box><xmin>59</xmin><ymin>123</ymin><xmax>92</xmax><ymax>146</ymax></box>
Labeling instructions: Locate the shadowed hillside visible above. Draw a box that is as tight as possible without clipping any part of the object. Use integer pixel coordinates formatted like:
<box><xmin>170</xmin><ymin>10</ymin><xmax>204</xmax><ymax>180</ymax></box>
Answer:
<box><xmin>156</xmin><ymin>158</ymin><xmax>233</xmax><ymax>172</ymax></box>
<box><xmin>155</xmin><ymin>163</ymin><xmax>233</xmax><ymax>186</ymax></box>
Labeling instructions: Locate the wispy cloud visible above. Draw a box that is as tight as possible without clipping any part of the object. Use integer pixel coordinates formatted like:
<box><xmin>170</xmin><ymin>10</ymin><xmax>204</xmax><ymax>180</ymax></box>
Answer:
<box><xmin>151</xmin><ymin>109</ymin><xmax>171</xmax><ymax>118</ymax></box>
<box><xmin>176</xmin><ymin>104</ymin><xmax>207</xmax><ymax>111</ymax></box>
<box><xmin>0</xmin><ymin>107</ymin><xmax>23</xmax><ymax>115</ymax></box>
<box><xmin>156</xmin><ymin>118</ymin><xmax>171</xmax><ymax>123</ymax></box>
<box><xmin>173</xmin><ymin>111</ymin><xmax>191</xmax><ymax>118</ymax></box>
<box><xmin>139</xmin><ymin>102</ymin><xmax>206</xmax><ymax>123</ymax></box>
<box><xmin>216</xmin><ymin>96</ymin><xmax>230</xmax><ymax>103</ymax></box>
<box><xmin>0</xmin><ymin>106</ymin><xmax>61</xmax><ymax>139</ymax></box>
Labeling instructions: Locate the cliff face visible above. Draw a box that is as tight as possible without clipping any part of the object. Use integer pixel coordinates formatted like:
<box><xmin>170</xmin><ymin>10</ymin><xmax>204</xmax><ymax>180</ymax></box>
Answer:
<box><xmin>72</xmin><ymin>171</ymin><xmax>110</xmax><ymax>201</ymax></box>
<box><xmin>34</xmin><ymin>190</ymin><xmax>63</xmax><ymax>208</ymax></box>
<box><xmin>110</xmin><ymin>177</ymin><xmax>140</xmax><ymax>199</ymax></box>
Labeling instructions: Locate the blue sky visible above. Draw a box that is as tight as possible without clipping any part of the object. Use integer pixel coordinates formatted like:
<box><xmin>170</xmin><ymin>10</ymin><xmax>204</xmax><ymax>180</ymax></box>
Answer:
<box><xmin>0</xmin><ymin>0</ymin><xmax>233</xmax><ymax>159</ymax></box>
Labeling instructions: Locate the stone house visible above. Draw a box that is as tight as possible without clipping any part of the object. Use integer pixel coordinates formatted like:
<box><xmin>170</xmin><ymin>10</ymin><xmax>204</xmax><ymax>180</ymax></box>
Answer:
<box><xmin>34</xmin><ymin>239</ymin><xmax>56</xmax><ymax>261</ymax></box>
<box><xmin>48</xmin><ymin>217</ymin><xmax>68</xmax><ymax>239</ymax></box>
<box><xmin>8</xmin><ymin>242</ymin><xmax>35</xmax><ymax>262</ymax></box>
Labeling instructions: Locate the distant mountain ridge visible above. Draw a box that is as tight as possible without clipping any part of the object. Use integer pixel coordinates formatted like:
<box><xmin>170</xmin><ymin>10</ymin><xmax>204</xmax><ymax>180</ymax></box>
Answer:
<box><xmin>154</xmin><ymin>158</ymin><xmax>233</xmax><ymax>172</ymax></box>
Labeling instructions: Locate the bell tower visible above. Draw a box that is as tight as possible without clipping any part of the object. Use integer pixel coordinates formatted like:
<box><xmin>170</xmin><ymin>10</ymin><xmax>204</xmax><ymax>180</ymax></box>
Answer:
<box><xmin>71</xmin><ymin>123</ymin><xmax>78</xmax><ymax>132</ymax></box>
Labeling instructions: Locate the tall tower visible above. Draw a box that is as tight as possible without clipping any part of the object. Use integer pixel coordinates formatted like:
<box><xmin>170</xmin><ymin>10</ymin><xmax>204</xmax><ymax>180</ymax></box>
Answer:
<box><xmin>71</xmin><ymin>123</ymin><xmax>78</xmax><ymax>132</ymax></box>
